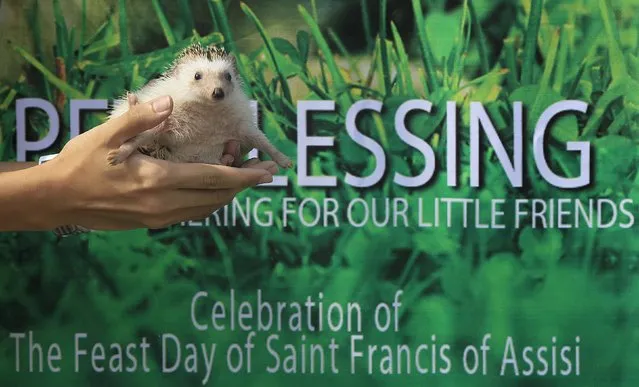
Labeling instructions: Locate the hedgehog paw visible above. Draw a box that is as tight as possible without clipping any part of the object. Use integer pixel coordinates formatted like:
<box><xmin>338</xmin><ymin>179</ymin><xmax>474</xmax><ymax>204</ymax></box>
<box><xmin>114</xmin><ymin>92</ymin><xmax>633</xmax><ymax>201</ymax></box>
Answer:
<box><xmin>275</xmin><ymin>156</ymin><xmax>293</xmax><ymax>169</ymax></box>
<box><xmin>107</xmin><ymin>144</ymin><xmax>137</xmax><ymax>166</ymax></box>
<box><xmin>107</xmin><ymin>149</ymin><xmax>127</xmax><ymax>166</ymax></box>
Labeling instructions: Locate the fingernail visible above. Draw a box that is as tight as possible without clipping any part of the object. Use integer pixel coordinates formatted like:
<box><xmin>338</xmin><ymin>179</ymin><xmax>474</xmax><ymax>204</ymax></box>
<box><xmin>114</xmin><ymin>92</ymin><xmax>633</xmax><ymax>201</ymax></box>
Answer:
<box><xmin>152</xmin><ymin>96</ymin><xmax>172</xmax><ymax>113</ymax></box>
<box><xmin>258</xmin><ymin>174</ymin><xmax>273</xmax><ymax>184</ymax></box>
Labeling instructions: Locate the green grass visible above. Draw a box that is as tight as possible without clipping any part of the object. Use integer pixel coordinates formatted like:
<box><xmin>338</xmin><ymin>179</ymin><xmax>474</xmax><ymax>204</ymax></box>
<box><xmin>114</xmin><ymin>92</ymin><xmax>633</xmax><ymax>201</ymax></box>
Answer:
<box><xmin>1</xmin><ymin>0</ymin><xmax>639</xmax><ymax>386</ymax></box>
<box><xmin>152</xmin><ymin>0</ymin><xmax>177</xmax><ymax>46</ymax></box>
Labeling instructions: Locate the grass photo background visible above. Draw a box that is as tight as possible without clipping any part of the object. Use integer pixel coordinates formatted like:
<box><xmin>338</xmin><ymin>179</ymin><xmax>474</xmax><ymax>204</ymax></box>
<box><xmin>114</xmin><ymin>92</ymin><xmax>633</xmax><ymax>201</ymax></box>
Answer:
<box><xmin>1</xmin><ymin>0</ymin><xmax>639</xmax><ymax>385</ymax></box>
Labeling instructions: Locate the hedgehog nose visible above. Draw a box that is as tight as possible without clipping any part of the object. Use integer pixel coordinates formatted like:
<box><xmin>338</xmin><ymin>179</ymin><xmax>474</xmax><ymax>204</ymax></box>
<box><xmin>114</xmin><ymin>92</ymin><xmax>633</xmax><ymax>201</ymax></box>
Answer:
<box><xmin>212</xmin><ymin>88</ymin><xmax>225</xmax><ymax>100</ymax></box>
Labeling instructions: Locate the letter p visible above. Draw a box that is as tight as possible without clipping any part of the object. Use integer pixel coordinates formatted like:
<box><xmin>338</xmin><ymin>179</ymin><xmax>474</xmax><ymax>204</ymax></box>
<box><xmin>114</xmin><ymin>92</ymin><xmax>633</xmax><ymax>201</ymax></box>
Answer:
<box><xmin>16</xmin><ymin>98</ymin><xmax>59</xmax><ymax>161</ymax></box>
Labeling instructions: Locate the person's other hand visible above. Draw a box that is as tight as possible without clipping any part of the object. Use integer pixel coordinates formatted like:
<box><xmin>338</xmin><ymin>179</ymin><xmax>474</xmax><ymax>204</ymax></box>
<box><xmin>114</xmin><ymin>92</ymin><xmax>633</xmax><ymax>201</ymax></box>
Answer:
<box><xmin>40</xmin><ymin>95</ymin><xmax>274</xmax><ymax>230</ymax></box>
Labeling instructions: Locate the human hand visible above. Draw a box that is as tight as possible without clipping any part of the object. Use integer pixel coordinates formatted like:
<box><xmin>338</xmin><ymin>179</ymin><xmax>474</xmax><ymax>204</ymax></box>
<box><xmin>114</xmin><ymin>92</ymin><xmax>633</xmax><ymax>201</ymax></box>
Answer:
<box><xmin>220</xmin><ymin>140</ymin><xmax>279</xmax><ymax>173</ymax></box>
<box><xmin>39</xmin><ymin>95</ymin><xmax>274</xmax><ymax>230</ymax></box>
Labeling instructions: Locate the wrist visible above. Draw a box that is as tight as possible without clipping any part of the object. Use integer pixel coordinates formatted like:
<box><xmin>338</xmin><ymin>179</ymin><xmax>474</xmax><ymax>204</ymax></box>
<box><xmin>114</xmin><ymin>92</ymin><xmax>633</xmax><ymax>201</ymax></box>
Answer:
<box><xmin>0</xmin><ymin>162</ymin><xmax>38</xmax><ymax>172</ymax></box>
<box><xmin>0</xmin><ymin>165</ymin><xmax>52</xmax><ymax>231</ymax></box>
<box><xmin>1</xmin><ymin>155</ymin><xmax>73</xmax><ymax>231</ymax></box>
<box><xmin>19</xmin><ymin>162</ymin><xmax>68</xmax><ymax>230</ymax></box>
<box><xmin>35</xmin><ymin>155</ymin><xmax>79</xmax><ymax>230</ymax></box>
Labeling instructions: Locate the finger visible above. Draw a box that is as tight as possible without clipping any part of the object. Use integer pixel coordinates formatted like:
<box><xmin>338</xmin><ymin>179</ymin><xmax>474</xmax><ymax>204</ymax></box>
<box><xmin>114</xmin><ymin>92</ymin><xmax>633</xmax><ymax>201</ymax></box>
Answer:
<box><xmin>159</xmin><ymin>188</ymin><xmax>237</xmax><ymax>211</ymax></box>
<box><xmin>79</xmin><ymin>188</ymin><xmax>236</xmax><ymax>230</ymax></box>
<box><xmin>105</xmin><ymin>95</ymin><xmax>174</xmax><ymax>147</ymax></box>
<box><xmin>241</xmin><ymin>158</ymin><xmax>261</xmax><ymax>168</ymax></box>
<box><xmin>223</xmin><ymin>141</ymin><xmax>241</xmax><ymax>160</ymax></box>
<box><xmin>164</xmin><ymin>203</ymin><xmax>232</xmax><ymax>226</ymax></box>
<box><xmin>220</xmin><ymin>154</ymin><xmax>235</xmax><ymax>166</ymax></box>
<box><xmin>231</xmin><ymin>156</ymin><xmax>244</xmax><ymax>168</ymax></box>
<box><xmin>232</xmin><ymin>144</ymin><xmax>250</xmax><ymax>167</ymax></box>
<box><xmin>167</xmin><ymin>162</ymin><xmax>273</xmax><ymax>190</ymax></box>
<box><xmin>242</xmin><ymin>159</ymin><xmax>279</xmax><ymax>175</ymax></box>
<box><xmin>147</xmin><ymin>190</ymin><xmax>240</xmax><ymax>228</ymax></box>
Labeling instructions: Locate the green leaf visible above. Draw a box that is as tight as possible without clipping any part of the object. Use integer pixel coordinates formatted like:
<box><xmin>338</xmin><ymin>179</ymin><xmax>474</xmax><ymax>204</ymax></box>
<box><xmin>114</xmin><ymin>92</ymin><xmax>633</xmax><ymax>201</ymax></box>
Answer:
<box><xmin>379</xmin><ymin>0</ymin><xmax>391</xmax><ymax>94</ymax></box>
<box><xmin>241</xmin><ymin>2</ymin><xmax>293</xmax><ymax>103</ymax></box>
<box><xmin>522</xmin><ymin>0</ymin><xmax>543</xmax><ymax>85</ymax></box>
<box><xmin>177</xmin><ymin>0</ymin><xmax>195</xmax><ymax>36</ymax></box>
<box><xmin>272</xmin><ymin>37</ymin><xmax>302</xmax><ymax>66</ymax></box>
<box><xmin>390</xmin><ymin>22</ymin><xmax>415</xmax><ymax>96</ymax></box>
<box><xmin>510</xmin><ymin>85</ymin><xmax>579</xmax><ymax>142</ymax></box>
<box><xmin>52</xmin><ymin>0</ymin><xmax>69</xmax><ymax>59</ymax></box>
<box><xmin>477</xmin><ymin>253</ymin><xmax>521</xmax><ymax>288</ymax></box>
<box><xmin>628</xmin><ymin>53</ymin><xmax>639</xmax><ymax>81</ymax></box>
<box><xmin>296</xmin><ymin>30</ymin><xmax>311</xmax><ymax>66</ymax></box>
<box><xmin>519</xmin><ymin>228</ymin><xmax>563</xmax><ymax>267</ymax></box>
<box><xmin>299</xmin><ymin>5</ymin><xmax>350</xmax><ymax>106</ymax></box>
<box><xmin>13</xmin><ymin>46</ymin><xmax>87</xmax><ymax>100</ymax></box>
<box><xmin>81</xmin><ymin>32</ymin><xmax>224</xmax><ymax>77</ymax></box>
<box><xmin>411</xmin><ymin>0</ymin><xmax>440</xmax><ymax>92</ymax></box>
<box><xmin>151</xmin><ymin>0</ymin><xmax>176</xmax><ymax>46</ymax></box>
<box><xmin>591</xmin><ymin>135</ymin><xmax>638</xmax><ymax>191</ymax></box>
<box><xmin>425</xmin><ymin>11</ymin><xmax>461</xmax><ymax>67</ymax></box>
<box><xmin>468</xmin><ymin>0</ymin><xmax>490</xmax><ymax>74</ymax></box>
<box><xmin>406</xmin><ymin>296</ymin><xmax>455</xmax><ymax>343</ymax></box>
<box><xmin>271</xmin><ymin>50</ymin><xmax>302</xmax><ymax>78</ymax></box>
<box><xmin>414</xmin><ymin>230</ymin><xmax>459</xmax><ymax>257</ymax></box>
<box><xmin>342</xmin><ymin>229</ymin><xmax>391</xmax><ymax>268</ymax></box>
<box><xmin>118</xmin><ymin>0</ymin><xmax>130</xmax><ymax>57</ymax></box>
<box><xmin>440</xmin><ymin>258</ymin><xmax>473</xmax><ymax>302</ymax></box>
<box><xmin>599</xmin><ymin>0</ymin><xmax>629</xmax><ymax>80</ymax></box>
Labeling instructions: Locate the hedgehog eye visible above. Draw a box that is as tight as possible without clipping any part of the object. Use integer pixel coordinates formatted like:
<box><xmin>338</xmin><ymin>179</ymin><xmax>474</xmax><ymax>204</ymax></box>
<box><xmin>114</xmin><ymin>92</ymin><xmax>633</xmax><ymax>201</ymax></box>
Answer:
<box><xmin>224</xmin><ymin>72</ymin><xmax>232</xmax><ymax>82</ymax></box>
<box><xmin>194</xmin><ymin>72</ymin><xmax>202</xmax><ymax>81</ymax></box>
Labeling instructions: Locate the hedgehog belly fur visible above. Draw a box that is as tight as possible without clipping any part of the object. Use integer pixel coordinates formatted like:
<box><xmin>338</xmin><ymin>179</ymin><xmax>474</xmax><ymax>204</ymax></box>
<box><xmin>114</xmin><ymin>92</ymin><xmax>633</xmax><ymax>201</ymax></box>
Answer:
<box><xmin>108</xmin><ymin>77</ymin><xmax>247</xmax><ymax>165</ymax></box>
<box><xmin>164</xmin><ymin>100</ymin><xmax>250</xmax><ymax>164</ymax></box>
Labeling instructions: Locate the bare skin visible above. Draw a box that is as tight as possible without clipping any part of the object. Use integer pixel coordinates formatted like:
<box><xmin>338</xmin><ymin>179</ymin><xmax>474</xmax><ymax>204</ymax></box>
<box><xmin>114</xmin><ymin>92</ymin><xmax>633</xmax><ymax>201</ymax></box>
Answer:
<box><xmin>0</xmin><ymin>95</ymin><xmax>278</xmax><ymax>232</ymax></box>
<box><xmin>0</xmin><ymin>162</ymin><xmax>37</xmax><ymax>172</ymax></box>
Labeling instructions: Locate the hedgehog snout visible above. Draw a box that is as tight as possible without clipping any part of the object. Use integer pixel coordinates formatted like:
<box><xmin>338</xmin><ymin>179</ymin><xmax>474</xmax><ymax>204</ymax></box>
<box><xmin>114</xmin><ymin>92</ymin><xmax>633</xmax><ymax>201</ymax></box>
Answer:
<box><xmin>212</xmin><ymin>87</ymin><xmax>225</xmax><ymax>100</ymax></box>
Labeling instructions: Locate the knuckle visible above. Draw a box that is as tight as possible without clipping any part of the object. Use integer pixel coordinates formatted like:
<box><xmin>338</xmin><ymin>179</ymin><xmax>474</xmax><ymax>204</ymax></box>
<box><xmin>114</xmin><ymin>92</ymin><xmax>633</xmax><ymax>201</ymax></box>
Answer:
<box><xmin>139</xmin><ymin>165</ymin><xmax>166</xmax><ymax>190</ymax></box>
<box><xmin>126</xmin><ymin>105</ymin><xmax>143</xmax><ymax>123</ymax></box>
<box><xmin>220</xmin><ymin>191</ymin><xmax>236</xmax><ymax>207</ymax></box>
<box><xmin>149</xmin><ymin>170</ymin><xmax>166</xmax><ymax>188</ymax></box>
<box><xmin>155</xmin><ymin>164</ymin><xmax>171</xmax><ymax>183</ymax></box>
<box><xmin>210</xmin><ymin>189</ymin><xmax>229</xmax><ymax>204</ymax></box>
<box><xmin>140</xmin><ymin>175</ymin><xmax>158</xmax><ymax>191</ymax></box>
<box><xmin>142</xmin><ymin>197</ymin><xmax>163</xmax><ymax>215</ymax></box>
<box><xmin>139</xmin><ymin>178</ymin><xmax>157</xmax><ymax>192</ymax></box>
<box><xmin>201</xmin><ymin>173</ymin><xmax>221</xmax><ymax>188</ymax></box>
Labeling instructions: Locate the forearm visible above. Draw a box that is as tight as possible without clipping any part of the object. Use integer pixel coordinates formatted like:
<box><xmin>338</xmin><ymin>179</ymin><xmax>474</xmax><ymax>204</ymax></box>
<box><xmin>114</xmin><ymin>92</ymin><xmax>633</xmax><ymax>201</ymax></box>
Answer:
<box><xmin>0</xmin><ymin>161</ymin><xmax>38</xmax><ymax>172</ymax></box>
<box><xmin>0</xmin><ymin>164</ymin><xmax>61</xmax><ymax>232</ymax></box>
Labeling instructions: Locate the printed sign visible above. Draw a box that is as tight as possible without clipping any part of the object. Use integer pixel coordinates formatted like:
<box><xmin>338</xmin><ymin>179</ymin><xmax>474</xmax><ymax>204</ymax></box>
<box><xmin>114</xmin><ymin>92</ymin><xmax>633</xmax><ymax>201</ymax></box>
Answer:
<box><xmin>0</xmin><ymin>0</ymin><xmax>638</xmax><ymax>386</ymax></box>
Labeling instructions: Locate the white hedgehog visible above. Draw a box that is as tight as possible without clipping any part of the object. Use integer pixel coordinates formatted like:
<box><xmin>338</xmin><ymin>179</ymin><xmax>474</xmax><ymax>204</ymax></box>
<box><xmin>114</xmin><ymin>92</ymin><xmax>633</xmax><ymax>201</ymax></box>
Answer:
<box><xmin>106</xmin><ymin>42</ymin><xmax>293</xmax><ymax>168</ymax></box>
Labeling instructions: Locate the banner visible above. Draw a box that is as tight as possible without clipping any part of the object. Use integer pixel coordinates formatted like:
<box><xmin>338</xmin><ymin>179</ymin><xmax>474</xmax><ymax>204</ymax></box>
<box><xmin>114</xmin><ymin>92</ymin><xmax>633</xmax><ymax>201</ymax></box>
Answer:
<box><xmin>1</xmin><ymin>0</ymin><xmax>638</xmax><ymax>386</ymax></box>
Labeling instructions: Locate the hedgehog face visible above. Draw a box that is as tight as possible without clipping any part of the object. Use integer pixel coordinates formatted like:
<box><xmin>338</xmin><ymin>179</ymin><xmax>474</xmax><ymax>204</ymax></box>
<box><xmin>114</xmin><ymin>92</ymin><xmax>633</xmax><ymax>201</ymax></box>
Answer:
<box><xmin>169</xmin><ymin>43</ymin><xmax>241</xmax><ymax>103</ymax></box>
<box><xmin>179</xmin><ymin>57</ymin><xmax>238</xmax><ymax>103</ymax></box>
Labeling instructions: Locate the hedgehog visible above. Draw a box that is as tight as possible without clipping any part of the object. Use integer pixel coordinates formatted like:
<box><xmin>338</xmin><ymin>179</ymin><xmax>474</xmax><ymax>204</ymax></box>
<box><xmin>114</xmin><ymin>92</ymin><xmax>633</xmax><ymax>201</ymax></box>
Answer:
<box><xmin>106</xmin><ymin>42</ymin><xmax>293</xmax><ymax>169</ymax></box>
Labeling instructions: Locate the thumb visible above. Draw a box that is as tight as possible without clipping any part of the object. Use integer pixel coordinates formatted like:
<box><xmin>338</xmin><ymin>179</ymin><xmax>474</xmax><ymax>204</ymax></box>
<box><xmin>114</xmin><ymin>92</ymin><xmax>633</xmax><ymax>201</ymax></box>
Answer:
<box><xmin>105</xmin><ymin>95</ymin><xmax>173</xmax><ymax>147</ymax></box>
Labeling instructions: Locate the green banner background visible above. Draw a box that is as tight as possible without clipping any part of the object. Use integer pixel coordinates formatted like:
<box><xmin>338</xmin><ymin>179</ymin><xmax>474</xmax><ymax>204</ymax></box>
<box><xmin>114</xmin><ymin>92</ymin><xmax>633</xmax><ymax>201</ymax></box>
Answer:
<box><xmin>1</xmin><ymin>0</ymin><xmax>639</xmax><ymax>386</ymax></box>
